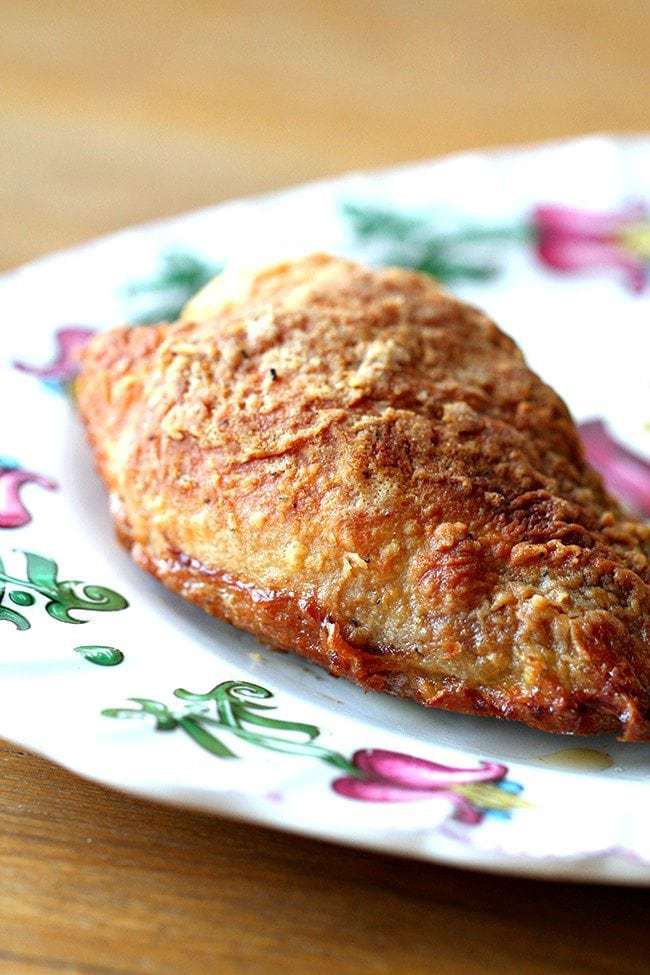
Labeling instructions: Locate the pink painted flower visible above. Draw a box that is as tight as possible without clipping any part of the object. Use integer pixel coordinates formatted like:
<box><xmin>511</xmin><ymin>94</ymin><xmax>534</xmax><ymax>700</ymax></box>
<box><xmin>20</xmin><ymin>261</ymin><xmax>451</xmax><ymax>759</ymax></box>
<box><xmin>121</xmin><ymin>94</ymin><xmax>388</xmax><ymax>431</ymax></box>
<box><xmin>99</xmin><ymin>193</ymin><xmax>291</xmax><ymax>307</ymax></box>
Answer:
<box><xmin>333</xmin><ymin>749</ymin><xmax>509</xmax><ymax>824</ymax></box>
<box><xmin>14</xmin><ymin>326</ymin><xmax>95</xmax><ymax>386</ymax></box>
<box><xmin>533</xmin><ymin>203</ymin><xmax>650</xmax><ymax>293</ymax></box>
<box><xmin>579</xmin><ymin>420</ymin><xmax>650</xmax><ymax>517</ymax></box>
<box><xmin>0</xmin><ymin>463</ymin><xmax>57</xmax><ymax>529</ymax></box>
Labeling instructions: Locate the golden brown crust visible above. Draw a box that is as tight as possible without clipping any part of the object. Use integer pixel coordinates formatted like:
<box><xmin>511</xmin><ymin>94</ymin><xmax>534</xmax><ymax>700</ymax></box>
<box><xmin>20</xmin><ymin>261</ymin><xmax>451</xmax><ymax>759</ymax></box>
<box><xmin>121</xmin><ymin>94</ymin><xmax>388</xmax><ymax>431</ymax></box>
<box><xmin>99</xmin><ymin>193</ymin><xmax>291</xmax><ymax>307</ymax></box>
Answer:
<box><xmin>77</xmin><ymin>254</ymin><xmax>650</xmax><ymax>740</ymax></box>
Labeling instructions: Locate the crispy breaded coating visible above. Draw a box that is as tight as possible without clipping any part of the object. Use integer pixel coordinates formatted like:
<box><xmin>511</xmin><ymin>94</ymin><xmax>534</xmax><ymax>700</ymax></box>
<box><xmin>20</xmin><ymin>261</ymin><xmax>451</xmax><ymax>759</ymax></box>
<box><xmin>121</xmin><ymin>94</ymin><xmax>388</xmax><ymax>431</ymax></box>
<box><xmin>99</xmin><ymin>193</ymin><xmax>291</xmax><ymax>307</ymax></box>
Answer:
<box><xmin>78</xmin><ymin>254</ymin><xmax>650</xmax><ymax>739</ymax></box>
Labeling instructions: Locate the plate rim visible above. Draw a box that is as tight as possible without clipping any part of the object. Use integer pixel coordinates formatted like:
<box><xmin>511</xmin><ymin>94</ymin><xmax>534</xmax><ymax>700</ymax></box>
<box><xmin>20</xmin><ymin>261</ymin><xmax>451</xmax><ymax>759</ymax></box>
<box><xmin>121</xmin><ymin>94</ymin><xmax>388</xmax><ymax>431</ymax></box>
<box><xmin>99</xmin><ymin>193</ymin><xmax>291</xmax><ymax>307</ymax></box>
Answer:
<box><xmin>3</xmin><ymin>131</ymin><xmax>650</xmax><ymax>885</ymax></box>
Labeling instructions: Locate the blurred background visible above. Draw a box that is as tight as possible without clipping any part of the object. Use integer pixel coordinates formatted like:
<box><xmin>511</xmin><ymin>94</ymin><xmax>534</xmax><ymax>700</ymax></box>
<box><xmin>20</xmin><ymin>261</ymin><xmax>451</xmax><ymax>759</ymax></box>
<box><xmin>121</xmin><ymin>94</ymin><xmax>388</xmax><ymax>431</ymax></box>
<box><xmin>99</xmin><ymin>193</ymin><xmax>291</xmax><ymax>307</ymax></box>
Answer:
<box><xmin>3</xmin><ymin>0</ymin><xmax>649</xmax><ymax>271</ymax></box>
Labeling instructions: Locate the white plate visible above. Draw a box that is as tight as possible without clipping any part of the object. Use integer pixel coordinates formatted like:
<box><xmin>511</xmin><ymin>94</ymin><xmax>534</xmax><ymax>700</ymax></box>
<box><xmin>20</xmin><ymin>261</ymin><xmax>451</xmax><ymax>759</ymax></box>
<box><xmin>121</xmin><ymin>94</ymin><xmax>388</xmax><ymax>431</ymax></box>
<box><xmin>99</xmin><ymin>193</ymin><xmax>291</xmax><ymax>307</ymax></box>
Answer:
<box><xmin>2</xmin><ymin>134</ymin><xmax>650</xmax><ymax>885</ymax></box>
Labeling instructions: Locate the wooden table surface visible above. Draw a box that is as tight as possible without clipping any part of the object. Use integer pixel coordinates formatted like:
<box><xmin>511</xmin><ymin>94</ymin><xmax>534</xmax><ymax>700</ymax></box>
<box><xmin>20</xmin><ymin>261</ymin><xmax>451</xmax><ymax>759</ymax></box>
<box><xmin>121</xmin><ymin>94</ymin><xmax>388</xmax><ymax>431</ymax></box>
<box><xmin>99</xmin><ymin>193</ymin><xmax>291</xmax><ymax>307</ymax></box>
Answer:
<box><xmin>3</xmin><ymin>2</ymin><xmax>650</xmax><ymax>972</ymax></box>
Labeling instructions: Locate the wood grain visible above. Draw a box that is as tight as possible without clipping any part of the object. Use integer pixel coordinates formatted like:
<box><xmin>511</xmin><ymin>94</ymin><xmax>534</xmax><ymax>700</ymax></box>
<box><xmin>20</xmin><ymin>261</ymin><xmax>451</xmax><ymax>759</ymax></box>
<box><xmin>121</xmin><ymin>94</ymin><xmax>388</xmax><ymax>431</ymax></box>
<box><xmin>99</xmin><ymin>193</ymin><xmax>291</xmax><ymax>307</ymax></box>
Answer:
<box><xmin>2</xmin><ymin>2</ymin><xmax>650</xmax><ymax>972</ymax></box>
<box><xmin>2</xmin><ymin>740</ymin><xmax>650</xmax><ymax>975</ymax></box>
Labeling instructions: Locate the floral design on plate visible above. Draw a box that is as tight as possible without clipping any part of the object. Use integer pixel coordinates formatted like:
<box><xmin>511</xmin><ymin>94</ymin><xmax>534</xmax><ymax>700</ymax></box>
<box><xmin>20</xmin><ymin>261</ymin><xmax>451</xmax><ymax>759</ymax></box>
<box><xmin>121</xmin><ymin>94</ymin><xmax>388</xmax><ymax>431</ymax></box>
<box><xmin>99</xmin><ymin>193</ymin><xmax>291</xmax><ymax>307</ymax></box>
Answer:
<box><xmin>332</xmin><ymin>749</ymin><xmax>523</xmax><ymax>824</ymax></box>
<box><xmin>0</xmin><ymin>551</ymin><xmax>128</xmax><ymax>630</ymax></box>
<box><xmin>13</xmin><ymin>327</ymin><xmax>96</xmax><ymax>389</ymax></box>
<box><xmin>579</xmin><ymin>420</ymin><xmax>650</xmax><ymax>516</ymax></box>
<box><xmin>122</xmin><ymin>250</ymin><xmax>220</xmax><ymax>325</ymax></box>
<box><xmin>533</xmin><ymin>203</ymin><xmax>650</xmax><ymax>293</ymax></box>
<box><xmin>103</xmin><ymin>680</ymin><xmax>525</xmax><ymax>824</ymax></box>
<box><xmin>12</xmin><ymin>252</ymin><xmax>220</xmax><ymax>390</ymax></box>
<box><xmin>343</xmin><ymin>200</ymin><xmax>650</xmax><ymax>292</ymax></box>
<box><xmin>0</xmin><ymin>458</ymin><xmax>57</xmax><ymax>529</ymax></box>
<box><xmin>74</xmin><ymin>645</ymin><xmax>124</xmax><ymax>667</ymax></box>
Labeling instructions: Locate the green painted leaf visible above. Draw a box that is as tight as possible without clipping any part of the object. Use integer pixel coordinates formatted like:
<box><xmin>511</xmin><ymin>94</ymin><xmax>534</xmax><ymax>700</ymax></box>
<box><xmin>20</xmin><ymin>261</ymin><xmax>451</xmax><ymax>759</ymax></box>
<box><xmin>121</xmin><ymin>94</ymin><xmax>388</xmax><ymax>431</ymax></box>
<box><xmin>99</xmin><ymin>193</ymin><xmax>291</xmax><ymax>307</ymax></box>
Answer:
<box><xmin>124</xmin><ymin>251</ymin><xmax>221</xmax><ymax>325</ymax></box>
<box><xmin>0</xmin><ymin>556</ymin><xmax>30</xmax><ymax>629</ymax></box>
<box><xmin>226</xmin><ymin>725</ymin><xmax>355</xmax><ymax>770</ymax></box>
<box><xmin>175</xmin><ymin>680</ymin><xmax>273</xmax><ymax>706</ymax></box>
<box><xmin>45</xmin><ymin>581</ymin><xmax>129</xmax><ymax>623</ymax></box>
<box><xmin>0</xmin><ymin>604</ymin><xmax>29</xmax><ymax>630</ymax></box>
<box><xmin>175</xmin><ymin>680</ymin><xmax>322</xmax><ymax>741</ymax></box>
<box><xmin>342</xmin><ymin>202</ymin><xmax>423</xmax><ymax>241</ymax></box>
<box><xmin>342</xmin><ymin>201</ymin><xmax>533</xmax><ymax>285</ymax></box>
<box><xmin>102</xmin><ymin>699</ymin><xmax>177</xmax><ymax>730</ymax></box>
<box><xmin>178</xmin><ymin>716</ymin><xmax>237</xmax><ymax>757</ymax></box>
<box><xmin>22</xmin><ymin>551</ymin><xmax>59</xmax><ymax>592</ymax></box>
<box><xmin>108</xmin><ymin>681</ymin><xmax>356</xmax><ymax>771</ymax></box>
<box><xmin>74</xmin><ymin>645</ymin><xmax>124</xmax><ymax>667</ymax></box>
<box><xmin>128</xmin><ymin>698</ymin><xmax>178</xmax><ymax>730</ymax></box>
<box><xmin>0</xmin><ymin>551</ymin><xmax>129</xmax><ymax>629</ymax></box>
<box><xmin>100</xmin><ymin>701</ymin><xmax>178</xmax><ymax>731</ymax></box>
<box><xmin>231</xmin><ymin>708</ymin><xmax>322</xmax><ymax>741</ymax></box>
<box><xmin>9</xmin><ymin>590</ymin><xmax>35</xmax><ymax>606</ymax></box>
<box><xmin>102</xmin><ymin>708</ymin><xmax>146</xmax><ymax>719</ymax></box>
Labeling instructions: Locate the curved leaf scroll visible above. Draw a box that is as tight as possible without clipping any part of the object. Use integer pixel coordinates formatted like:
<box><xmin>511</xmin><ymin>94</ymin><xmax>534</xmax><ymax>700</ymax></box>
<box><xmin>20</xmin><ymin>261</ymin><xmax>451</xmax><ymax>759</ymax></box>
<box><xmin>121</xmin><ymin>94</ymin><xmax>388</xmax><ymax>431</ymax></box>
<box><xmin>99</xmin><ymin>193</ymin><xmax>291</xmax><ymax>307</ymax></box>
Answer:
<box><xmin>0</xmin><ymin>551</ymin><xmax>128</xmax><ymax>630</ymax></box>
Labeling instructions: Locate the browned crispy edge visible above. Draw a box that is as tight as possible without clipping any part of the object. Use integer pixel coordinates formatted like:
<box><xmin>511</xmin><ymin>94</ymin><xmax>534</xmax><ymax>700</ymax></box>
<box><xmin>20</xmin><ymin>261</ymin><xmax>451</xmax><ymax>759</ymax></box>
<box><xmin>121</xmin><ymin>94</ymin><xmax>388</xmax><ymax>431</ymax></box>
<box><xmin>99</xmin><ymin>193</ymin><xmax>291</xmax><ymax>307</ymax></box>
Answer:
<box><xmin>112</xmin><ymin>519</ymin><xmax>639</xmax><ymax>739</ymax></box>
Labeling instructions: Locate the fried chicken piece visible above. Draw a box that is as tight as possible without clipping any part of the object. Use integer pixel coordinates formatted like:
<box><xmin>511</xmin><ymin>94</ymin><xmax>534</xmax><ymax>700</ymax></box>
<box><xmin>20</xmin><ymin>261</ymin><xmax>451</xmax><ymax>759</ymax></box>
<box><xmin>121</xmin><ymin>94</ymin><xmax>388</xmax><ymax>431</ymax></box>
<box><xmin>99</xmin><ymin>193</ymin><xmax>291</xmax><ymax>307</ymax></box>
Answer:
<box><xmin>78</xmin><ymin>254</ymin><xmax>650</xmax><ymax>739</ymax></box>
